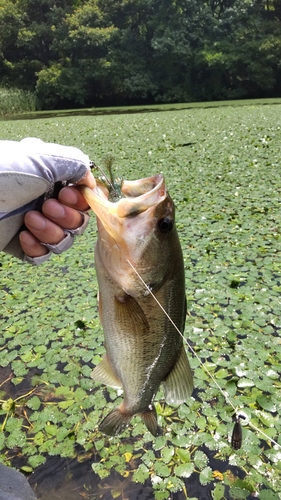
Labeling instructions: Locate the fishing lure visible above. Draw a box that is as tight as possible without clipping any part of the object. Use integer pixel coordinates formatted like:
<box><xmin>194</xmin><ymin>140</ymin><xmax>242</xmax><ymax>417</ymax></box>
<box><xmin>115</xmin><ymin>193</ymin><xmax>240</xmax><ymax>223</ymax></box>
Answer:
<box><xmin>231</xmin><ymin>413</ymin><xmax>246</xmax><ymax>450</ymax></box>
<box><xmin>90</xmin><ymin>156</ymin><xmax>123</xmax><ymax>202</ymax></box>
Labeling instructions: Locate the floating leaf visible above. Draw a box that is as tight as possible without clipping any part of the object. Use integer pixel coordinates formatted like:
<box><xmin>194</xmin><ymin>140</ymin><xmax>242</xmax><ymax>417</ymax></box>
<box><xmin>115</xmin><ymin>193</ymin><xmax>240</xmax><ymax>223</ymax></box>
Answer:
<box><xmin>34</xmin><ymin>432</ymin><xmax>45</xmax><ymax>446</ymax></box>
<box><xmin>174</xmin><ymin>462</ymin><xmax>194</xmax><ymax>478</ymax></box>
<box><xmin>215</xmin><ymin>368</ymin><xmax>229</xmax><ymax>379</ymax></box>
<box><xmin>91</xmin><ymin>462</ymin><xmax>110</xmax><ymax>479</ymax></box>
<box><xmin>161</xmin><ymin>447</ymin><xmax>174</xmax><ymax>464</ymax></box>
<box><xmin>153</xmin><ymin>436</ymin><xmax>167</xmax><ymax>451</ymax></box>
<box><xmin>176</xmin><ymin>448</ymin><xmax>190</xmax><ymax>463</ymax></box>
<box><xmin>154</xmin><ymin>461</ymin><xmax>171</xmax><ymax>478</ymax></box>
<box><xmin>229</xmin><ymin>486</ymin><xmax>250</xmax><ymax>499</ymax></box>
<box><xmin>20</xmin><ymin>465</ymin><xmax>33</xmax><ymax>473</ymax></box>
<box><xmin>154</xmin><ymin>490</ymin><xmax>171</xmax><ymax>500</ymax></box>
<box><xmin>265</xmin><ymin>369</ymin><xmax>279</xmax><ymax>379</ymax></box>
<box><xmin>2</xmin><ymin>398</ymin><xmax>14</xmax><ymax>412</ymax></box>
<box><xmin>212</xmin><ymin>483</ymin><xmax>225</xmax><ymax>500</ymax></box>
<box><xmin>133</xmin><ymin>463</ymin><xmax>150</xmax><ymax>483</ymax></box>
<box><xmin>237</xmin><ymin>378</ymin><xmax>255</xmax><ymax>388</ymax></box>
<box><xmin>199</xmin><ymin>466</ymin><xmax>213</xmax><ymax>485</ymax></box>
<box><xmin>196</xmin><ymin>416</ymin><xmax>206</xmax><ymax>429</ymax></box>
<box><xmin>44</xmin><ymin>424</ymin><xmax>58</xmax><ymax>436</ymax></box>
<box><xmin>259</xmin><ymin>489</ymin><xmax>280</xmax><ymax>500</ymax></box>
<box><xmin>58</xmin><ymin>399</ymin><xmax>75</xmax><ymax>409</ymax></box>
<box><xmin>194</xmin><ymin>450</ymin><xmax>209</xmax><ymax>470</ymax></box>
<box><xmin>26</xmin><ymin>396</ymin><xmax>41</xmax><ymax>411</ymax></box>
<box><xmin>28</xmin><ymin>455</ymin><xmax>46</xmax><ymax>469</ymax></box>
<box><xmin>256</xmin><ymin>410</ymin><xmax>276</xmax><ymax>427</ymax></box>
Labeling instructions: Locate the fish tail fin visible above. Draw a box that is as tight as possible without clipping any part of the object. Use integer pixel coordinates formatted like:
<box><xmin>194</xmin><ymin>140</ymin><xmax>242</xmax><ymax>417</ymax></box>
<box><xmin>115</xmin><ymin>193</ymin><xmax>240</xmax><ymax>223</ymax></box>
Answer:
<box><xmin>99</xmin><ymin>407</ymin><xmax>132</xmax><ymax>436</ymax></box>
<box><xmin>140</xmin><ymin>405</ymin><xmax>158</xmax><ymax>436</ymax></box>
<box><xmin>99</xmin><ymin>404</ymin><xmax>158</xmax><ymax>437</ymax></box>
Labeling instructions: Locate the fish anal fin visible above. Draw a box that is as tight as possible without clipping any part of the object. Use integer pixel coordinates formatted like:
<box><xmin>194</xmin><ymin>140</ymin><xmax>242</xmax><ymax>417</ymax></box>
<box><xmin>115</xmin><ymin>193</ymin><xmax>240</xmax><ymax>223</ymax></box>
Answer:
<box><xmin>162</xmin><ymin>346</ymin><xmax>193</xmax><ymax>405</ymax></box>
<box><xmin>91</xmin><ymin>356</ymin><xmax>122</xmax><ymax>389</ymax></box>
<box><xmin>140</xmin><ymin>405</ymin><xmax>158</xmax><ymax>436</ymax></box>
<box><xmin>99</xmin><ymin>406</ymin><xmax>132</xmax><ymax>436</ymax></box>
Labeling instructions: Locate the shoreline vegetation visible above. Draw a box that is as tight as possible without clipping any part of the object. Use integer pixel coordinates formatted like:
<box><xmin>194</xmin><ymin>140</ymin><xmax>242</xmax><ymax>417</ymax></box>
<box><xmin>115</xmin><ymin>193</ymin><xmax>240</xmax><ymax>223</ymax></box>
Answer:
<box><xmin>1</xmin><ymin>89</ymin><xmax>281</xmax><ymax>119</ymax></box>
<box><xmin>0</xmin><ymin>88</ymin><xmax>38</xmax><ymax>116</ymax></box>
<box><xmin>1</xmin><ymin>1</ymin><xmax>280</xmax><ymax>110</ymax></box>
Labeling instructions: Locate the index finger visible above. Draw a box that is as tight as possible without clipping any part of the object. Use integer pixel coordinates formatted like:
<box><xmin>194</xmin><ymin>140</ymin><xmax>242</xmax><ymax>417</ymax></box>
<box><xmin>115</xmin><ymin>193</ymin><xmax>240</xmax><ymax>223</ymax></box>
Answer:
<box><xmin>76</xmin><ymin>170</ymin><xmax>96</xmax><ymax>189</ymax></box>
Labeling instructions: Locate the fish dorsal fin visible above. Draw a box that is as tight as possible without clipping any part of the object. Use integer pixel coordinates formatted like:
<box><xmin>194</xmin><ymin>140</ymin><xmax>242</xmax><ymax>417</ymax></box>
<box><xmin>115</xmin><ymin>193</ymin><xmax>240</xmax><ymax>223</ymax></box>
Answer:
<box><xmin>162</xmin><ymin>346</ymin><xmax>193</xmax><ymax>405</ymax></box>
<box><xmin>91</xmin><ymin>356</ymin><xmax>122</xmax><ymax>389</ymax></box>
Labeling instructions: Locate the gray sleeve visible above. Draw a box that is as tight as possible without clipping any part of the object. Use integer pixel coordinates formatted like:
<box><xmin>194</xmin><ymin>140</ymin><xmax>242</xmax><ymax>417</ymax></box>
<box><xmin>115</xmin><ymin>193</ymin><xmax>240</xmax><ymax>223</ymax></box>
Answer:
<box><xmin>0</xmin><ymin>138</ymin><xmax>91</xmax><ymax>255</ymax></box>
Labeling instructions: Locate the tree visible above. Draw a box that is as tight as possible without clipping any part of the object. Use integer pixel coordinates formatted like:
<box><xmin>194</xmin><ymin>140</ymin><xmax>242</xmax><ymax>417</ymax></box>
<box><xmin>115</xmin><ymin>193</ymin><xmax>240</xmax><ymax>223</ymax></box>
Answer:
<box><xmin>0</xmin><ymin>0</ymin><xmax>23</xmax><ymax>85</ymax></box>
<box><xmin>36</xmin><ymin>0</ymin><xmax>118</xmax><ymax>107</ymax></box>
<box><xmin>1</xmin><ymin>0</ymin><xmax>281</xmax><ymax>108</ymax></box>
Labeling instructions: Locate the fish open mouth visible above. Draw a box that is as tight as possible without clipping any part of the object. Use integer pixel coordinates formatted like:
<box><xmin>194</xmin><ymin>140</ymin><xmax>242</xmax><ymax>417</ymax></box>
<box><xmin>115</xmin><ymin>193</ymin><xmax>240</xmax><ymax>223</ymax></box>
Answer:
<box><xmin>80</xmin><ymin>173</ymin><xmax>172</xmax><ymax>281</ymax></box>
<box><xmin>81</xmin><ymin>173</ymin><xmax>166</xmax><ymax>219</ymax></box>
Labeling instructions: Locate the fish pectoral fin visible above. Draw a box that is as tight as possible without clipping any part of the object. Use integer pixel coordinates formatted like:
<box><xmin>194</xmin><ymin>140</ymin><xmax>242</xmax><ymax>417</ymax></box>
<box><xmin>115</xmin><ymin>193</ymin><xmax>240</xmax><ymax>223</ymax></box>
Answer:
<box><xmin>114</xmin><ymin>294</ymin><xmax>149</xmax><ymax>335</ymax></box>
<box><xmin>162</xmin><ymin>346</ymin><xmax>193</xmax><ymax>405</ymax></box>
<box><xmin>91</xmin><ymin>356</ymin><xmax>122</xmax><ymax>389</ymax></box>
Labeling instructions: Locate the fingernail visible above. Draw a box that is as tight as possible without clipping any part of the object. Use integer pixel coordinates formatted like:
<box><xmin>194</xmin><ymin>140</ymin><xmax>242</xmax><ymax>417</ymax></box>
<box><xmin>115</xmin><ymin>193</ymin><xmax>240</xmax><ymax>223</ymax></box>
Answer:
<box><xmin>44</xmin><ymin>200</ymin><xmax>65</xmax><ymax>219</ymax></box>
<box><xmin>19</xmin><ymin>231</ymin><xmax>48</xmax><ymax>256</ymax></box>
<box><xmin>25</xmin><ymin>212</ymin><xmax>47</xmax><ymax>230</ymax></box>
<box><xmin>59</xmin><ymin>187</ymin><xmax>78</xmax><ymax>205</ymax></box>
<box><xmin>19</xmin><ymin>231</ymin><xmax>36</xmax><ymax>247</ymax></box>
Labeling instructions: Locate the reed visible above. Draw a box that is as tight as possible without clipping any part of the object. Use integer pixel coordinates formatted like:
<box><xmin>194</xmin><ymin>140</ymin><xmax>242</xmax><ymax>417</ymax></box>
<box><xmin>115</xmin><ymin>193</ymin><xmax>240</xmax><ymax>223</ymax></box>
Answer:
<box><xmin>0</xmin><ymin>87</ymin><xmax>38</xmax><ymax>115</ymax></box>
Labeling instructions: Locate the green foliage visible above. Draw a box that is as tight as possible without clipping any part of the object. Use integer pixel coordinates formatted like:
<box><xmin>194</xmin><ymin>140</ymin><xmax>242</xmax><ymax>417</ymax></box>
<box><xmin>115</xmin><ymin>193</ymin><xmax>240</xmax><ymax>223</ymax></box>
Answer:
<box><xmin>0</xmin><ymin>0</ymin><xmax>281</xmax><ymax>108</ymax></box>
<box><xmin>0</xmin><ymin>101</ymin><xmax>281</xmax><ymax>498</ymax></box>
<box><xmin>0</xmin><ymin>87</ymin><xmax>38</xmax><ymax>115</ymax></box>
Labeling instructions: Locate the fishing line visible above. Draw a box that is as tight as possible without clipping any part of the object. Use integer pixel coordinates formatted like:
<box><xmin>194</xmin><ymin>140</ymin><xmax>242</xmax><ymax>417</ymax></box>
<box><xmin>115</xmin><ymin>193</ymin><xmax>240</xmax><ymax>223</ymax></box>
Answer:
<box><xmin>89</xmin><ymin>167</ymin><xmax>280</xmax><ymax>448</ymax></box>
<box><xmin>126</xmin><ymin>257</ymin><xmax>281</xmax><ymax>450</ymax></box>
<box><xmin>90</xmin><ymin>160</ymin><xmax>117</xmax><ymax>196</ymax></box>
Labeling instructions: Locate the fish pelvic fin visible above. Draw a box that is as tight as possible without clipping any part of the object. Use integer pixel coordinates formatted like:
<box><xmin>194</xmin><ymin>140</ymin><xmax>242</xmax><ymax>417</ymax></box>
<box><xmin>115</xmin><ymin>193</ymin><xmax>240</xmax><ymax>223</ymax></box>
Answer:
<box><xmin>162</xmin><ymin>345</ymin><xmax>194</xmax><ymax>405</ymax></box>
<box><xmin>91</xmin><ymin>356</ymin><xmax>122</xmax><ymax>389</ymax></box>
<box><xmin>99</xmin><ymin>404</ymin><xmax>158</xmax><ymax>437</ymax></box>
<box><xmin>140</xmin><ymin>405</ymin><xmax>158</xmax><ymax>437</ymax></box>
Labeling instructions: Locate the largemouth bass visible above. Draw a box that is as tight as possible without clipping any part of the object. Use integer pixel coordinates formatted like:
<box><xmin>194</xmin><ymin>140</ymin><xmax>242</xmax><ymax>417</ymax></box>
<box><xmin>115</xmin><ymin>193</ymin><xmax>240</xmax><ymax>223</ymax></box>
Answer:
<box><xmin>81</xmin><ymin>174</ymin><xmax>193</xmax><ymax>436</ymax></box>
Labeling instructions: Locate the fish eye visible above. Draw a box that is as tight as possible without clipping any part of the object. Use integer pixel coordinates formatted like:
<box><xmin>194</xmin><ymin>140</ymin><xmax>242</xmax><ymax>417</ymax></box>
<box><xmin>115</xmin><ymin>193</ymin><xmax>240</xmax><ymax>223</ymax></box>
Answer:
<box><xmin>158</xmin><ymin>217</ymin><xmax>173</xmax><ymax>233</ymax></box>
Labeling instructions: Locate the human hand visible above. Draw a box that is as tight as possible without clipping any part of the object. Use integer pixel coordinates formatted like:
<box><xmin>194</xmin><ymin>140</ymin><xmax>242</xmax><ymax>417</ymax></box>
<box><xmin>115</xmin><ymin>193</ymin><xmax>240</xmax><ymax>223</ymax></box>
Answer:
<box><xmin>0</xmin><ymin>138</ymin><xmax>97</xmax><ymax>262</ymax></box>
<box><xmin>20</xmin><ymin>170</ymin><xmax>95</xmax><ymax>261</ymax></box>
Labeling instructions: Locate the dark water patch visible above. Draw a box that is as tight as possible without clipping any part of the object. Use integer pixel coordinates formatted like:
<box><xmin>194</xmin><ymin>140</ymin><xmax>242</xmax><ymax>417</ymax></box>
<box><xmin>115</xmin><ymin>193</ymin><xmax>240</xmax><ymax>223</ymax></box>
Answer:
<box><xmin>2</xmin><ymin>98</ymin><xmax>281</xmax><ymax>122</ymax></box>
<box><xmin>28</xmin><ymin>450</ymin><xmax>260</xmax><ymax>500</ymax></box>
<box><xmin>0</xmin><ymin>366</ymin><xmax>42</xmax><ymax>400</ymax></box>
<box><xmin>29</xmin><ymin>453</ymin><xmax>155</xmax><ymax>500</ymax></box>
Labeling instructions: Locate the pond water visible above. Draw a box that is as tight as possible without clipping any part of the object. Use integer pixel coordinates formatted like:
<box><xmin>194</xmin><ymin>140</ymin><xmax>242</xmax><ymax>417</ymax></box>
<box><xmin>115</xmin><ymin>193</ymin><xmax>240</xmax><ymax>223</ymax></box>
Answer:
<box><xmin>1</xmin><ymin>102</ymin><xmax>281</xmax><ymax>499</ymax></box>
<box><xmin>28</xmin><ymin>452</ymin><xmax>251</xmax><ymax>500</ymax></box>
<box><xmin>28</xmin><ymin>454</ymin><xmax>243</xmax><ymax>500</ymax></box>
<box><xmin>0</xmin><ymin>366</ymin><xmax>258</xmax><ymax>500</ymax></box>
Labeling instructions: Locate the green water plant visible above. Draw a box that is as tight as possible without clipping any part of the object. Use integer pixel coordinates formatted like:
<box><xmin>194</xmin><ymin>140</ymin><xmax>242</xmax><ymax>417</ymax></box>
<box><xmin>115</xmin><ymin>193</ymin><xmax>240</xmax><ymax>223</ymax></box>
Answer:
<box><xmin>0</xmin><ymin>87</ymin><xmax>38</xmax><ymax>116</ymax></box>
<box><xmin>0</xmin><ymin>100</ymin><xmax>281</xmax><ymax>499</ymax></box>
